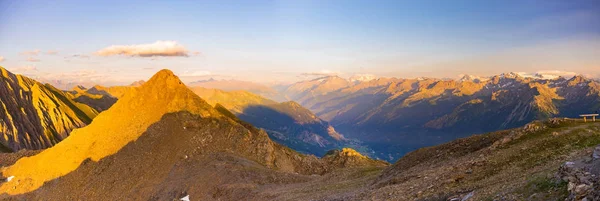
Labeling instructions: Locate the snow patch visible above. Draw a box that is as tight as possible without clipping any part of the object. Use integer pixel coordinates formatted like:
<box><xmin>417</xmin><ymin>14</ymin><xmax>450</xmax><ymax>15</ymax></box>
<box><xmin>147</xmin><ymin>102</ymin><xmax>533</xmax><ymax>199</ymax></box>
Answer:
<box><xmin>6</xmin><ymin>176</ymin><xmax>14</xmax><ymax>182</ymax></box>
<box><xmin>457</xmin><ymin>74</ymin><xmax>489</xmax><ymax>83</ymax></box>
<box><xmin>180</xmin><ymin>195</ymin><xmax>190</xmax><ymax>201</ymax></box>
<box><xmin>349</xmin><ymin>74</ymin><xmax>377</xmax><ymax>82</ymax></box>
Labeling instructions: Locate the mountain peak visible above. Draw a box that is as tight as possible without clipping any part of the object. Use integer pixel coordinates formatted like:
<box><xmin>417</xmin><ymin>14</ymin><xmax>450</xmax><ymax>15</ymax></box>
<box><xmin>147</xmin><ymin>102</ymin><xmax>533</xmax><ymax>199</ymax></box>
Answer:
<box><xmin>567</xmin><ymin>74</ymin><xmax>590</xmax><ymax>86</ymax></box>
<box><xmin>458</xmin><ymin>74</ymin><xmax>488</xmax><ymax>83</ymax></box>
<box><xmin>72</xmin><ymin>85</ymin><xmax>87</xmax><ymax>91</ymax></box>
<box><xmin>129</xmin><ymin>80</ymin><xmax>146</xmax><ymax>87</ymax></box>
<box><xmin>499</xmin><ymin>72</ymin><xmax>523</xmax><ymax>79</ymax></box>
<box><xmin>143</xmin><ymin>69</ymin><xmax>186</xmax><ymax>89</ymax></box>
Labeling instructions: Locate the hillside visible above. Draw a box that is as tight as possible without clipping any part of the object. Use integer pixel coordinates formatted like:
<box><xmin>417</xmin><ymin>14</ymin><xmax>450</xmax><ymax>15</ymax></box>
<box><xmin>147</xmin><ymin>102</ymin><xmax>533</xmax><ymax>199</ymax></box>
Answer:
<box><xmin>0</xmin><ymin>67</ymin><xmax>98</xmax><ymax>152</ymax></box>
<box><xmin>349</xmin><ymin>118</ymin><xmax>600</xmax><ymax>200</ymax></box>
<box><xmin>0</xmin><ymin>69</ymin><xmax>387</xmax><ymax>200</ymax></box>
<box><xmin>282</xmin><ymin>73</ymin><xmax>600</xmax><ymax>161</ymax></box>
<box><xmin>190</xmin><ymin>87</ymin><xmax>347</xmax><ymax>156</ymax></box>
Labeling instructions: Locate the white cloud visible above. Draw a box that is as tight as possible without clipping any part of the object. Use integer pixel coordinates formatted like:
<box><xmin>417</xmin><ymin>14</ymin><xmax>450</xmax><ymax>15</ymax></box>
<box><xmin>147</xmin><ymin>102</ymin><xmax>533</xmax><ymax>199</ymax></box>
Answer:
<box><xmin>0</xmin><ymin>56</ymin><xmax>4</xmax><ymax>62</ymax></box>
<box><xmin>95</xmin><ymin>41</ymin><xmax>189</xmax><ymax>57</ymax></box>
<box><xmin>26</xmin><ymin>57</ymin><xmax>40</xmax><ymax>62</ymax></box>
<box><xmin>46</xmin><ymin>50</ymin><xmax>59</xmax><ymax>55</ymax></box>
<box><xmin>69</xmin><ymin>54</ymin><xmax>90</xmax><ymax>59</ymax></box>
<box><xmin>512</xmin><ymin>70</ymin><xmax>579</xmax><ymax>79</ymax></box>
<box><xmin>349</xmin><ymin>74</ymin><xmax>377</xmax><ymax>82</ymax></box>
<box><xmin>535</xmin><ymin>70</ymin><xmax>578</xmax><ymax>78</ymax></box>
<box><xmin>20</xmin><ymin>49</ymin><xmax>41</xmax><ymax>56</ymax></box>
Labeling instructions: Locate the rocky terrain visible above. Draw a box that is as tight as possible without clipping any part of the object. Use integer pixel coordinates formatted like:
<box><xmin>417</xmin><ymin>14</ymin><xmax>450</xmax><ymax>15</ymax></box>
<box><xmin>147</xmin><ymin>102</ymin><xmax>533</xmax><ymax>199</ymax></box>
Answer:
<box><xmin>0</xmin><ymin>67</ymin><xmax>98</xmax><ymax>152</ymax></box>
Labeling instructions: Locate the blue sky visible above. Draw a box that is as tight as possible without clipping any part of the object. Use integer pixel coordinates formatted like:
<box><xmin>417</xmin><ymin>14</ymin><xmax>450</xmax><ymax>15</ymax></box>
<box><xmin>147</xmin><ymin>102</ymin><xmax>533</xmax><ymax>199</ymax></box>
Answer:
<box><xmin>0</xmin><ymin>0</ymin><xmax>599</xmax><ymax>86</ymax></box>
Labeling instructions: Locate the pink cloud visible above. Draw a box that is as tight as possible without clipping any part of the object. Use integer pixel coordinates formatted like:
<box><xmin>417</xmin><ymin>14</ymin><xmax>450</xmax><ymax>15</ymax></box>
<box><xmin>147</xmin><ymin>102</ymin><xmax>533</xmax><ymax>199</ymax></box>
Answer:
<box><xmin>95</xmin><ymin>41</ymin><xmax>189</xmax><ymax>57</ymax></box>
<box><xmin>20</xmin><ymin>49</ymin><xmax>41</xmax><ymax>56</ymax></box>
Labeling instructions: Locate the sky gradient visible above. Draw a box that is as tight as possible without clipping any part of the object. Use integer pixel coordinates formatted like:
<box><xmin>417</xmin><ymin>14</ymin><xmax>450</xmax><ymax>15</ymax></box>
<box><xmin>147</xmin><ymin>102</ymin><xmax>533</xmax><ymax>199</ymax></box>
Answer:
<box><xmin>0</xmin><ymin>0</ymin><xmax>599</xmax><ymax>86</ymax></box>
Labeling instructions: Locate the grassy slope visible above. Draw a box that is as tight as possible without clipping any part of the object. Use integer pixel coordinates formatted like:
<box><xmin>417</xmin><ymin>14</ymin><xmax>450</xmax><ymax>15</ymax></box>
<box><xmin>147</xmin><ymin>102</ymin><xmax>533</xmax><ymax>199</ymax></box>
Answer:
<box><xmin>359</xmin><ymin>119</ymin><xmax>600</xmax><ymax>200</ymax></box>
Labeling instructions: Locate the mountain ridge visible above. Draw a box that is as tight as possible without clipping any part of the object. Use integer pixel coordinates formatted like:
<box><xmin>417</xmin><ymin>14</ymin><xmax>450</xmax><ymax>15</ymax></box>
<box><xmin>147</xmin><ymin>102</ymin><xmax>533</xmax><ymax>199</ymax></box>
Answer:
<box><xmin>0</xmin><ymin>66</ymin><xmax>98</xmax><ymax>152</ymax></box>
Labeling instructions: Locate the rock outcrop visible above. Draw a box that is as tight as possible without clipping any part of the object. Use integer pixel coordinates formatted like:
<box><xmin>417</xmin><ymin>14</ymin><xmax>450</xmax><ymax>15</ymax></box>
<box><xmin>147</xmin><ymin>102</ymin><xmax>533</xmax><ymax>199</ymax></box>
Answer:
<box><xmin>558</xmin><ymin>145</ymin><xmax>600</xmax><ymax>200</ymax></box>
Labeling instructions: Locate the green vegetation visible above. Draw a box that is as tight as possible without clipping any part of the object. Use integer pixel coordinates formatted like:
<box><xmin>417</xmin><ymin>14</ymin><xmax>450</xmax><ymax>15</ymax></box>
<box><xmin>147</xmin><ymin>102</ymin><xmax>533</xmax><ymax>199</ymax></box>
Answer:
<box><xmin>518</xmin><ymin>173</ymin><xmax>568</xmax><ymax>200</ymax></box>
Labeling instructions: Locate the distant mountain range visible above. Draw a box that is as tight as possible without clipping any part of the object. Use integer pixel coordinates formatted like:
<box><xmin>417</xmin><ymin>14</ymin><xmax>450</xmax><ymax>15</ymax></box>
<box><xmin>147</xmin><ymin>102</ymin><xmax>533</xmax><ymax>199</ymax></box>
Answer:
<box><xmin>278</xmin><ymin>73</ymin><xmax>600</xmax><ymax>161</ymax></box>
<box><xmin>3</xmin><ymin>65</ymin><xmax>599</xmax><ymax>163</ymax></box>
<box><xmin>0</xmin><ymin>67</ymin><xmax>98</xmax><ymax>151</ymax></box>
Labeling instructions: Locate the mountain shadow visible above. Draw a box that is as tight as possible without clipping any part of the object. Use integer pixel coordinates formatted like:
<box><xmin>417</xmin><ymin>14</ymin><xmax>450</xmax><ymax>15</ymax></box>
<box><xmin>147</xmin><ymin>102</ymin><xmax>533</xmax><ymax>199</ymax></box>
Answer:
<box><xmin>238</xmin><ymin>103</ymin><xmax>344</xmax><ymax>156</ymax></box>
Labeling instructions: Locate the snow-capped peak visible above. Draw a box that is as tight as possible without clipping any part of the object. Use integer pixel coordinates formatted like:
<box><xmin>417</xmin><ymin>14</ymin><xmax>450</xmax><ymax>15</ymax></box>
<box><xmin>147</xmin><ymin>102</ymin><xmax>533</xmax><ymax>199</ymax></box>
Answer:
<box><xmin>349</xmin><ymin>74</ymin><xmax>377</xmax><ymax>83</ymax></box>
<box><xmin>458</xmin><ymin>74</ymin><xmax>489</xmax><ymax>83</ymax></box>
<box><xmin>499</xmin><ymin>72</ymin><xmax>524</xmax><ymax>79</ymax></box>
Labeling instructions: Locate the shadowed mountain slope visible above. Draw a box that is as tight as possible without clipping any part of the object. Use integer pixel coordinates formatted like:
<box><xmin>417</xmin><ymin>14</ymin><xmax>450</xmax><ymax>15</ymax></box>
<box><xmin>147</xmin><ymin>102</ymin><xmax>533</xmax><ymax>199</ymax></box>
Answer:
<box><xmin>191</xmin><ymin>87</ymin><xmax>346</xmax><ymax>156</ymax></box>
<box><xmin>68</xmin><ymin>80</ymin><xmax>148</xmax><ymax>112</ymax></box>
<box><xmin>0</xmin><ymin>67</ymin><xmax>98</xmax><ymax>152</ymax></box>
<box><xmin>68</xmin><ymin>85</ymin><xmax>118</xmax><ymax>112</ymax></box>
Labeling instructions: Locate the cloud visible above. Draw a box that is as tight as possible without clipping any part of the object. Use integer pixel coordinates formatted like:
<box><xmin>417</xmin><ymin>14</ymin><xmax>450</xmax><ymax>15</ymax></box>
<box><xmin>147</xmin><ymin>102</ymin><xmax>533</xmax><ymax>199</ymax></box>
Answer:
<box><xmin>46</xmin><ymin>50</ymin><xmax>59</xmax><ymax>55</ymax></box>
<box><xmin>349</xmin><ymin>74</ymin><xmax>377</xmax><ymax>82</ymax></box>
<box><xmin>512</xmin><ymin>70</ymin><xmax>579</xmax><ymax>79</ymax></box>
<box><xmin>21</xmin><ymin>49</ymin><xmax>41</xmax><ymax>56</ymax></box>
<box><xmin>0</xmin><ymin>56</ymin><xmax>4</xmax><ymax>62</ymax></box>
<box><xmin>26</xmin><ymin>57</ymin><xmax>40</xmax><ymax>62</ymax></box>
<box><xmin>535</xmin><ymin>70</ymin><xmax>578</xmax><ymax>77</ymax></box>
<box><xmin>70</xmin><ymin>54</ymin><xmax>90</xmax><ymax>59</ymax></box>
<box><xmin>63</xmin><ymin>54</ymin><xmax>91</xmax><ymax>62</ymax></box>
<box><xmin>95</xmin><ymin>41</ymin><xmax>189</xmax><ymax>57</ymax></box>
<box><xmin>192</xmin><ymin>51</ymin><xmax>201</xmax><ymax>56</ymax></box>
<box><xmin>300</xmin><ymin>69</ymin><xmax>340</xmax><ymax>77</ymax></box>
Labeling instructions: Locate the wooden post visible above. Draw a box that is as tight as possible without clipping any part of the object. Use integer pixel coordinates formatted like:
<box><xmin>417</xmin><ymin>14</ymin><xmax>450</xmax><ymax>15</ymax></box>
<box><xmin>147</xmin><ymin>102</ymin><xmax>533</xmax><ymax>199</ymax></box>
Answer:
<box><xmin>594</xmin><ymin>116</ymin><xmax>596</xmax><ymax>122</ymax></box>
<box><xmin>584</xmin><ymin>116</ymin><xmax>587</xmax><ymax>122</ymax></box>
